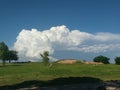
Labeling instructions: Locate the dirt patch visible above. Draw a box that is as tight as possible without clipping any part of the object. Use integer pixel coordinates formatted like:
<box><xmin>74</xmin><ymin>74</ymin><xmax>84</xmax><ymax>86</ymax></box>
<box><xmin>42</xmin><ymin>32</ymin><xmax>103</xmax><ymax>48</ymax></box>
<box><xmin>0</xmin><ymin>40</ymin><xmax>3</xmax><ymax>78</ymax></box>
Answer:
<box><xmin>83</xmin><ymin>61</ymin><xmax>104</xmax><ymax>65</ymax></box>
<box><xmin>57</xmin><ymin>59</ymin><xmax>78</xmax><ymax>64</ymax></box>
<box><xmin>57</xmin><ymin>60</ymin><xmax>103</xmax><ymax>65</ymax></box>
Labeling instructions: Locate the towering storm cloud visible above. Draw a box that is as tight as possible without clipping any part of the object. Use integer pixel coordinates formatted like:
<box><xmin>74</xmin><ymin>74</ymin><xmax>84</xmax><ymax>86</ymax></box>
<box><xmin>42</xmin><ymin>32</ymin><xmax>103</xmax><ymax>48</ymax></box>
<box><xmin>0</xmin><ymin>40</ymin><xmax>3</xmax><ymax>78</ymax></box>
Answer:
<box><xmin>14</xmin><ymin>25</ymin><xmax>120</xmax><ymax>61</ymax></box>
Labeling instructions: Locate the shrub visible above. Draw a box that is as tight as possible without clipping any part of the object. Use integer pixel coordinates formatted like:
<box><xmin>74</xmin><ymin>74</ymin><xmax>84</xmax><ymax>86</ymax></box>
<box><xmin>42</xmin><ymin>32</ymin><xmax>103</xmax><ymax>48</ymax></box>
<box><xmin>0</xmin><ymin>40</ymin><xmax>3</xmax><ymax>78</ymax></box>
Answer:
<box><xmin>40</xmin><ymin>51</ymin><xmax>49</xmax><ymax>65</ymax></box>
<box><xmin>76</xmin><ymin>60</ymin><xmax>82</xmax><ymax>64</ymax></box>
<box><xmin>115</xmin><ymin>57</ymin><xmax>120</xmax><ymax>65</ymax></box>
<box><xmin>93</xmin><ymin>55</ymin><xmax>110</xmax><ymax>64</ymax></box>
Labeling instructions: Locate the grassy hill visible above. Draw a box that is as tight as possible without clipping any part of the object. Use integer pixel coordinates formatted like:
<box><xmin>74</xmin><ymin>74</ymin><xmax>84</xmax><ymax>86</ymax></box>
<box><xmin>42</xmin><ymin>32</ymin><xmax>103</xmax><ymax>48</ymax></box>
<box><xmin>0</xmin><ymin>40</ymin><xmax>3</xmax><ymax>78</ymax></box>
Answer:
<box><xmin>0</xmin><ymin>62</ymin><xmax>120</xmax><ymax>89</ymax></box>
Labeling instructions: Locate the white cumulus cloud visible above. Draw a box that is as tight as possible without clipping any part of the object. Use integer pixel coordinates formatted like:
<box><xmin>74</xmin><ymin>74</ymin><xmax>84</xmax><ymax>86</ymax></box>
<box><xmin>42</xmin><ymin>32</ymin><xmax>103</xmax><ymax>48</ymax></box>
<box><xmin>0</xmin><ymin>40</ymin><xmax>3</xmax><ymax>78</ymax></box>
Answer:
<box><xmin>13</xmin><ymin>25</ymin><xmax>120</xmax><ymax>61</ymax></box>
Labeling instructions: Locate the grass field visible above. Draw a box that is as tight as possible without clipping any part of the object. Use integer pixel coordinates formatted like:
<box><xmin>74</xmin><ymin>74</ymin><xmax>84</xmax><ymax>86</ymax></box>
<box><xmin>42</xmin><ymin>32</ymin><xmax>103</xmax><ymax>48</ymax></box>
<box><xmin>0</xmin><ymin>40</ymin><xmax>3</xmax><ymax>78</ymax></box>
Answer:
<box><xmin>0</xmin><ymin>63</ymin><xmax>120</xmax><ymax>89</ymax></box>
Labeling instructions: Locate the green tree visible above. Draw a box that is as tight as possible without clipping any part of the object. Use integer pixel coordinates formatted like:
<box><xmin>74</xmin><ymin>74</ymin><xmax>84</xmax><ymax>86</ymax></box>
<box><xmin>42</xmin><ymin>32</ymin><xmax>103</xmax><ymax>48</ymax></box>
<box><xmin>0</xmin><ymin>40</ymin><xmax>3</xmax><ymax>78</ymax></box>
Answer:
<box><xmin>93</xmin><ymin>55</ymin><xmax>110</xmax><ymax>64</ymax></box>
<box><xmin>40</xmin><ymin>51</ymin><xmax>49</xmax><ymax>65</ymax></box>
<box><xmin>0</xmin><ymin>42</ymin><xmax>9</xmax><ymax>66</ymax></box>
<box><xmin>7</xmin><ymin>50</ymin><xmax>18</xmax><ymax>63</ymax></box>
<box><xmin>115</xmin><ymin>57</ymin><xmax>120</xmax><ymax>65</ymax></box>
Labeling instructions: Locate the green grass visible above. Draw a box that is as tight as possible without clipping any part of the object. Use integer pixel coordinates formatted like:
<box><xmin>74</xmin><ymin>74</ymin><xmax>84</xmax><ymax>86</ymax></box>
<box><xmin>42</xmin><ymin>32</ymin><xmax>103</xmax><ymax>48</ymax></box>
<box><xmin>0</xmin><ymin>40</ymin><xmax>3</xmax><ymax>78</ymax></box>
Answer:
<box><xmin>0</xmin><ymin>63</ymin><xmax>120</xmax><ymax>87</ymax></box>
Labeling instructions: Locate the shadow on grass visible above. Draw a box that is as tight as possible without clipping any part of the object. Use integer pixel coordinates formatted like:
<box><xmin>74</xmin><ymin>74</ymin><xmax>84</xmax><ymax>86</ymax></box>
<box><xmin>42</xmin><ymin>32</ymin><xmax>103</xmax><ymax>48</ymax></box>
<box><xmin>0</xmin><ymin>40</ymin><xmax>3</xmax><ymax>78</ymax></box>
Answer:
<box><xmin>0</xmin><ymin>77</ymin><xmax>103</xmax><ymax>90</ymax></box>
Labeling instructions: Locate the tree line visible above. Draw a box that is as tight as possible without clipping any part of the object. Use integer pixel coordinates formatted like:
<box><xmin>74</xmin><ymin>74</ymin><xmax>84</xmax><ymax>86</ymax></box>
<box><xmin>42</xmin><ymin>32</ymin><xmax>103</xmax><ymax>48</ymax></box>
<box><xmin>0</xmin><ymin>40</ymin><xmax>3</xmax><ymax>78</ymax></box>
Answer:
<box><xmin>0</xmin><ymin>41</ymin><xmax>120</xmax><ymax>66</ymax></box>
<box><xmin>0</xmin><ymin>42</ymin><xmax>18</xmax><ymax>66</ymax></box>
<box><xmin>93</xmin><ymin>55</ymin><xmax>120</xmax><ymax>65</ymax></box>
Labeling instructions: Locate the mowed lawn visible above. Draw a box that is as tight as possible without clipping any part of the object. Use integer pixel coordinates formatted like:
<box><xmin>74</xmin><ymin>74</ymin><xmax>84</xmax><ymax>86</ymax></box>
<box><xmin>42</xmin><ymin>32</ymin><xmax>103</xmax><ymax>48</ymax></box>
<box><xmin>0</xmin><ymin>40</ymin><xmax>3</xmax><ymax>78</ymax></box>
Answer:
<box><xmin>0</xmin><ymin>63</ymin><xmax>120</xmax><ymax>86</ymax></box>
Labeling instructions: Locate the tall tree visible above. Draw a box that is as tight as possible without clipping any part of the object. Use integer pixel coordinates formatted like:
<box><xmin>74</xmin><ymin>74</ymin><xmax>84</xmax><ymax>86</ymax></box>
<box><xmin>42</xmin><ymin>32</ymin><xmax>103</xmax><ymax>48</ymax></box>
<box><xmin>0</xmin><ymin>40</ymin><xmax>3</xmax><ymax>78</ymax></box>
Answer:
<box><xmin>7</xmin><ymin>50</ymin><xmax>18</xmax><ymax>63</ymax></box>
<box><xmin>40</xmin><ymin>51</ymin><xmax>49</xmax><ymax>65</ymax></box>
<box><xmin>93</xmin><ymin>55</ymin><xmax>110</xmax><ymax>64</ymax></box>
<box><xmin>115</xmin><ymin>57</ymin><xmax>120</xmax><ymax>65</ymax></box>
<box><xmin>0</xmin><ymin>42</ymin><xmax>9</xmax><ymax>66</ymax></box>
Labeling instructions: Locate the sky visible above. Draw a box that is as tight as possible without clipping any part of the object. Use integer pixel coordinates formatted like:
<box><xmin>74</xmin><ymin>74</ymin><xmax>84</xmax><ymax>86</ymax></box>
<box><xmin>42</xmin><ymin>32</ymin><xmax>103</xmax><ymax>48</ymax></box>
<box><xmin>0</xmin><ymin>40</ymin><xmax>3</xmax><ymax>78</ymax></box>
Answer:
<box><xmin>0</xmin><ymin>0</ymin><xmax>120</xmax><ymax>62</ymax></box>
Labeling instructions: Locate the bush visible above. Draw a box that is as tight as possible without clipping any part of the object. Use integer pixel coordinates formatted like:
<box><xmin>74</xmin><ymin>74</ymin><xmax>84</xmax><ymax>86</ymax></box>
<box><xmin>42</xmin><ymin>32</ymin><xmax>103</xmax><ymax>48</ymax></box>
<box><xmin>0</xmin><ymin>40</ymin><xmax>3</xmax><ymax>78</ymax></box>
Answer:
<box><xmin>115</xmin><ymin>57</ymin><xmax>120</xmax><ymax>65</ymax></box>
<box><xmin>76</xmin><ymin>60</ymin><xmax>82</xmax><ymax>64</ymax></box>
<box><xmin>40</xmin><ymin>51</ymin><xmax>49</xmax><ymax>65</ymax></box>
<box><xmin>93</xmin><ymin>55</ymin><xmax>110</xmax><ymax>64</ymax></box>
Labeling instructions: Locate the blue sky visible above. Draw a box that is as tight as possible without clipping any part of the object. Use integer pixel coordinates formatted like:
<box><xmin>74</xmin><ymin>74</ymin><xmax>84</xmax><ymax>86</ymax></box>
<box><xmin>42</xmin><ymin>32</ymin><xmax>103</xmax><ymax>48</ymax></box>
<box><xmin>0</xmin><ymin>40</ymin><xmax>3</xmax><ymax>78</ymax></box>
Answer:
<box><xmin>0</xmin><ymin>0</ymin><xmax>120</xmax><ymax>47</ymax></box>
<box><xmin>0</xmin><ymin>0</ymin><xmax>120</xmax><ymax>62</ymax></box>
